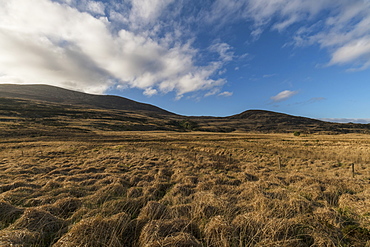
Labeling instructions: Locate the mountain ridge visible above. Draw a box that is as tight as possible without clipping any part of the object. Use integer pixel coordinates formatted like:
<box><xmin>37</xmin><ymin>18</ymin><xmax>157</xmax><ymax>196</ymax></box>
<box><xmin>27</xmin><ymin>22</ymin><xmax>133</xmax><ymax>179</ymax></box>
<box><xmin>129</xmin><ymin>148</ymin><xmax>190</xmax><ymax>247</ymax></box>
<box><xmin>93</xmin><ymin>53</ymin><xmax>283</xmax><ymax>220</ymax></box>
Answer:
<box><xmin>0</xmin><ymin>84</ymin><xmax>369</xmax><ymax>134</ymax></box>
<box><xmin>0</xmin><ymin>84</ymin><xmax>326</xmax><ymax>120</ymax></box>
<box><xmin>0</xmin><ymin>84</ymin><xmax>175</xmax><ymax>115</ymax></box>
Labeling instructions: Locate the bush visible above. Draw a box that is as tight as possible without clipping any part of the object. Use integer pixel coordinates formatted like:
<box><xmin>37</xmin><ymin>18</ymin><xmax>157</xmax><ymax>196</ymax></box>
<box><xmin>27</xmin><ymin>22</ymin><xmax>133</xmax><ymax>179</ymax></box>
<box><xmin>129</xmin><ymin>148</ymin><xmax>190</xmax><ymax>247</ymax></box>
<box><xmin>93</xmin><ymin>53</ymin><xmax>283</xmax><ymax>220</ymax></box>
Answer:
<box><xmin>167</xmin><ymin>120</ymin><xmax>199</xmax><ymax>131</ymax></box>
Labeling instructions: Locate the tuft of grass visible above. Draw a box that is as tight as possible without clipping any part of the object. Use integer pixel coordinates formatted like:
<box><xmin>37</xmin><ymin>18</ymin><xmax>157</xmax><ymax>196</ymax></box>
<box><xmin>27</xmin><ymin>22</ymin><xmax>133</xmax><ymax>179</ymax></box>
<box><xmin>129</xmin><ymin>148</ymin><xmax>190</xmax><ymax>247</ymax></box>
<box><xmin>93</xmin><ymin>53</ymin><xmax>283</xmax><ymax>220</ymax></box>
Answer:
<box><xmin>54</xmin><ymin>213</ymin><xmax>130</xmax><ymax>247</ymax></box>
<box><xmin>0</xmin><ymin>201</ymin><xmax>24</xmax><ymax>229</ymax></box>
<box><xmin>138</xmin><ymin>201</ymin><xmax>171</xmax><ymax>220</ymax></box>
<box><xmin>0</xmin><ymin>229</ymin><xmax>41</xmax><ymax>247</ymax></box>
<box><xmin>11</xmin><ymin>208</ymin><xmax>66</xmax><ymax>246</ymax></box>
<box><xmin>204</xmin><ymin>215</ymin><xmax>233</xmax><ymax>247</ymax></box>
<box><xmin>40</xmin><ymin>197</ymin><xmax>81</xmax><ymax>219</ymax></box>
<box><xmin>138</xmin><ymin>218</ymin><xmax>200</xmax><ymax>247</ymax></box>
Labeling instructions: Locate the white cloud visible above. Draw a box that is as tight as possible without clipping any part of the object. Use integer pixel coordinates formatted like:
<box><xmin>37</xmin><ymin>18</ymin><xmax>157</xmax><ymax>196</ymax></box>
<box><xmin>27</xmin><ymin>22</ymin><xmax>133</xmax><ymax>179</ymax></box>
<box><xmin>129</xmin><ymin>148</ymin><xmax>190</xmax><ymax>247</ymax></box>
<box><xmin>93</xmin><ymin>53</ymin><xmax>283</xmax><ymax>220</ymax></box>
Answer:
<box><xmin>143</xmin><ymin>87</ymin><xmax>158</xmax><ymax>96</ymax></box>
<box><xmin>210</xmin><ymin>42</ymin><xmax>234</xmax><ymax>62</ymax></box>
<box><xmin>218</xmin><ymin>91</ymin><xmax>233</xmax><ymax>97</ymax></box>
<box><xmin>307</xmin><ymin>97</ymin><xmax>326</xmax><ymax>103</ymax></box>
<box><xmin>204</xmin><ymin>0</ymin><xmax>246</xmax><ymax>25</ymax></box>
<box><xmin>245</xmin><ymin>0</ymin><xmax>334</xmax><ymax>30</ymax></box>
<box><xmin>272</xmin><ymin>14</ymin><xmax>299</xmax><ymax>32</ymax></box>
<box><xmin>0</xmin><ymin>0</ymin><xmax>226</xmax><ymax>97</ymax></box>
<box><xmin>204</xmin><ymin>88</ymin><xmax>221</xmax><ymax>97</ymax></box>
<box><xmin>218</xmin><ymin>69</ymin><xmax>227</xmax><ymax>75</ymax></box>
<box><xmin>86</xmin><ymin>1</ymin><xmax>105</xmax><ymax>15</ymax></box>
<box><xmin>329</xmin><ymin>37</ymin><xmax>370</xmax><ymax>69</ymax></box>
<box><xmin>251</xmin><ymin>28</ymin><xmax>263</xmax><ymax>40</ymax></box>
<box><xmin>129</xmin><ymin>0</ymin><xmax>174</xmax><ymax>26</ymax></box>
<box><xmin>271</xmin><ymin>90</ymin><xmax>298</xmax><ymax>102</ymax></box>
<box><xmin>239</xmin><ymin>53</ymin><xmax>249</xmax><ymax>59</ymax></box>
<box><xmin>59</xmin><ymin>0</ymin><xmax>107</xmax><ymax>16</ymax></box>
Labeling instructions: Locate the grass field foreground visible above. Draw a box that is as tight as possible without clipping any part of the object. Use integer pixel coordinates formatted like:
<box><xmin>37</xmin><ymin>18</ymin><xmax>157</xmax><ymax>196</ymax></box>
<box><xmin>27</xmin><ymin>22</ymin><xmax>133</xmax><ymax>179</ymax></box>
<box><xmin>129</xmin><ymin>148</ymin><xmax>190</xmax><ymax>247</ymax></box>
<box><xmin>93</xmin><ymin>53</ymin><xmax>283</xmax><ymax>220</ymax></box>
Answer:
<box><xmin>0</xmin><ymin>132</ymin><xmax>369</xmax><ymax>246</ymax></box>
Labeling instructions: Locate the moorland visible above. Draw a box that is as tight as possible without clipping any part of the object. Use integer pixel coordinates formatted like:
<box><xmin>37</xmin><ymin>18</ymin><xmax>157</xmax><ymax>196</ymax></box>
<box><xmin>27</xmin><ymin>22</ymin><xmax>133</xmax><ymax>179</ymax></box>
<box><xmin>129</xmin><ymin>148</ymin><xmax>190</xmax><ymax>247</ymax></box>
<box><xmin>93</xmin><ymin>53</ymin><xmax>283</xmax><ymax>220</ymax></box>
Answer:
<box><xmin>0</xmin><ymin>84</ymin><xmax>369</xmax><ymax>246</ymax></box>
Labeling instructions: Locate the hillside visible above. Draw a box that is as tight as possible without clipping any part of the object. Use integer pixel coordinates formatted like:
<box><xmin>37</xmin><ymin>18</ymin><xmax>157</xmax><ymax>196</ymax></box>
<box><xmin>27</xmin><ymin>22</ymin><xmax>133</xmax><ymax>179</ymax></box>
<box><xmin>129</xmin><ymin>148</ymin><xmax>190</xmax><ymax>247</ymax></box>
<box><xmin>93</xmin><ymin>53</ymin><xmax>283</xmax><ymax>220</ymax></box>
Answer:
<box><xmin>193</xmin><ymin>110</ymin><xmax>370</xmax><ymax>134</ymax></box>
<box><xmin>0</xmin><ymin>84</ymin><xmax>174</xmax><ymax>115</ymax></box>
<box><xmin>0</xmin><ymin>84</ymin><xmax>369</xmax><ymax>135</ymax></box>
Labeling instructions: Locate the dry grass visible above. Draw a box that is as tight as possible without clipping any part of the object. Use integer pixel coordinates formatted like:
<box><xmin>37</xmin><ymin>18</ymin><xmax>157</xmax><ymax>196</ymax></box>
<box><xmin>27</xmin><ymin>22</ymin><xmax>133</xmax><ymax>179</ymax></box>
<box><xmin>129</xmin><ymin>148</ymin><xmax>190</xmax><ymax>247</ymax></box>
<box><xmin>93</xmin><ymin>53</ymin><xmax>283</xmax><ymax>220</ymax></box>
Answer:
<box><xmin>0</xmin><ymin>131</ymin><xmax>369</xmax><ymax>246</ymax></box>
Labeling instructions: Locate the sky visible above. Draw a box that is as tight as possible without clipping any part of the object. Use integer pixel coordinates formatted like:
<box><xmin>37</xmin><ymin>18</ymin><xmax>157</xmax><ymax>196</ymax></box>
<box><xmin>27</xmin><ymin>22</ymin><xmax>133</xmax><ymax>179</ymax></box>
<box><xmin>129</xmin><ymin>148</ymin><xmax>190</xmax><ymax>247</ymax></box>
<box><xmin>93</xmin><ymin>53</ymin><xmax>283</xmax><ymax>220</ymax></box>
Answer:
<box><xmin>1</xmin><ymin>0</ymin><xmax>370</xmax><ymax>123</ymax></box>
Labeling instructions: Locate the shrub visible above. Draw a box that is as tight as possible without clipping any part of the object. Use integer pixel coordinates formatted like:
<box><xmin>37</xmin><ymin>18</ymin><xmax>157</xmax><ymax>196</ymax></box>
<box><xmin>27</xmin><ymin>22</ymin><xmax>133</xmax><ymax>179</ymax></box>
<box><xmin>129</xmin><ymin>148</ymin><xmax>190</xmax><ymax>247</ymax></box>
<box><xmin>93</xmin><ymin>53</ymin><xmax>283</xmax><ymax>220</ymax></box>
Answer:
<box><xmin>294</xmin><ymin>131</ymin><xmax>301</xmax><ymax>136</ymax></box>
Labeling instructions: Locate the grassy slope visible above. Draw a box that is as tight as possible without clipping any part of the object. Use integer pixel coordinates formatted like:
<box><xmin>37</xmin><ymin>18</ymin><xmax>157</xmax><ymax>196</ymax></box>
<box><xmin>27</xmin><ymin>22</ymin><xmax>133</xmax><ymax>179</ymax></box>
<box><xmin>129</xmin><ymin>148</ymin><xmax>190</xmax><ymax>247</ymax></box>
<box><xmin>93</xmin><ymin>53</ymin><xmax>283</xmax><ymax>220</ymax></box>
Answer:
<box><xmin>0</xmin><ymin>97</ymin><xmax>184</xmax><ymax>137</ymax></box>
<box><xmin>0</xmin><ymin>84</ymin><xmax>174</xmax><ymax>114</ymax></box>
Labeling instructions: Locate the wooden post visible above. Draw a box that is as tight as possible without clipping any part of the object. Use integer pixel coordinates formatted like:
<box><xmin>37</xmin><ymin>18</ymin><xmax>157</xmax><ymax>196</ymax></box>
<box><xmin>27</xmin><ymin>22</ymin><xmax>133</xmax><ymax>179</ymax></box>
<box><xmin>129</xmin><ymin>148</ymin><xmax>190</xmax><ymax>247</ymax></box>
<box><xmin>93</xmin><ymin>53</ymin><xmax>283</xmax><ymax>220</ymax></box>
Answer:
<box><xmin>278</xmin><ymin>156</ymin><xmax>281</xmax><ymax>169</ymax></box>
<box><xmin>351</xmin><ymin>163</ymin><xmax>355</xmax><ymax>178</ymax></box>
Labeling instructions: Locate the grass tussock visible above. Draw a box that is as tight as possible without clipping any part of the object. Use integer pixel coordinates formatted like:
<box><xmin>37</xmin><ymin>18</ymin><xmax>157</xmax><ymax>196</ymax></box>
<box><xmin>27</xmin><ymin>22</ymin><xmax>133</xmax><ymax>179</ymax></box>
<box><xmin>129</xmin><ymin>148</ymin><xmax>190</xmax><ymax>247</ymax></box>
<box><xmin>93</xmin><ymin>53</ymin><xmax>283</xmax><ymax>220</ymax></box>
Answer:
<box><xmin>138</xmin><ymin>201</ymin><xmax>171</xmax><ymax>220</ymax></box>
<box><xmin>204</xmin><ymin>215</ymin><xmax>233</xmax><ymax>247</ymax></box>
<box><xmin>0</xmin><ymin>132</ymin><xmax>369</xmax><ymax>246</ymax></box>
<box><xmin>10</xmin><ymin>208</ymin><xmax>66</xmax><ymax>246</ymax></box>
<box><xmin>0</xmin><ymin>229</ymin><xmax>41</xmax><ymax>247</ymax></box>
<box><xmin>40</xmin><ymin>197</ymin><xmax>82</xmax><ymax>219</ymax></box>
<box><xmin>54</xmin><ymin>213</ymin><xmax>130</xmax><ymax>247</ymax></box>
<box><xmin>138</xmin><ymin>218</ymin><xmax>200</xmax><ymax>247</ymax></box>
<box><xmin>0</xmin><ymin>201</ymin><xmax>24</xmax><ymax>228</ymax></box>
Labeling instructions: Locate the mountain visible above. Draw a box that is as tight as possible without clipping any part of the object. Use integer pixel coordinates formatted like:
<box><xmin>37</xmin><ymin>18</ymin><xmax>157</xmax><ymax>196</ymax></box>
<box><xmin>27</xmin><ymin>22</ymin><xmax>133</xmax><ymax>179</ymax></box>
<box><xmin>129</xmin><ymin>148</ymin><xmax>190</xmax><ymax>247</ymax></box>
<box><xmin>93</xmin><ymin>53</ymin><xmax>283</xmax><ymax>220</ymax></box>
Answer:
<box><xmin>226</xmin><ymin>110</ymin><xmax>328</xmax><ymax>132</ymax></box>
<box><xmin>191</xmin><ymin>111</ymin><xmax>331</xmax><ymax>133</ymax></box>
<box><xmin>0</xmin><ymin>84</ymin><xmax>369</xmax><ymax>136</ymax></box>
<box><xmin>0</xmin><ymin>84</ymin><xmax>174</xmax><ymax>115</ymax></box>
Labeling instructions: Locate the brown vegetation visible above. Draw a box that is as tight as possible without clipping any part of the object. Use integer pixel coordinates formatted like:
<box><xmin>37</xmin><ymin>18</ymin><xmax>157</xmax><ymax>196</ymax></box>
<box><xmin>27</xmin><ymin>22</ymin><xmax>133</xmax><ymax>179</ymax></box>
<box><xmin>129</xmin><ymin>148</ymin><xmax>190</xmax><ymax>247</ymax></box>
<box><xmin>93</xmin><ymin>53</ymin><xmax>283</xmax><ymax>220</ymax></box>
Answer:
<box><xmin>0</xmin><ymin>131</ymin><xmax>369</xmax><ymax>246</ymax></box>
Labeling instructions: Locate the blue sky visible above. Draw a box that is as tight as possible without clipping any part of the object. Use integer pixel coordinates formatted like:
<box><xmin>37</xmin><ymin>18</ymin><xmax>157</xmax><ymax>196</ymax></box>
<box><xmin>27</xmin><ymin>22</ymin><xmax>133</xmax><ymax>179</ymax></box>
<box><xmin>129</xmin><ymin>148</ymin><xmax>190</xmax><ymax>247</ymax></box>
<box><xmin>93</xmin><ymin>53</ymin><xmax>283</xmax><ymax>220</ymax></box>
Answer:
<box><xmin>1</xmin><ymin>0</ymin><xmax>370</xmax><ymax>122</ymax></box>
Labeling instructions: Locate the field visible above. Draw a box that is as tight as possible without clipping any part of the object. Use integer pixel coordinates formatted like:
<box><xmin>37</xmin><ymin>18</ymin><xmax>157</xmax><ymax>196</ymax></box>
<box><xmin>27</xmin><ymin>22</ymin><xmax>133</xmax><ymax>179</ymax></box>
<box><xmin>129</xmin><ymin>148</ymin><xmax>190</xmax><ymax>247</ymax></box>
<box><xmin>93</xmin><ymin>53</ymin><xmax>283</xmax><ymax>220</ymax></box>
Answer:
<box><xmin>0</xmin><ymin>131</ymin><xmax>369</xmax><ymax>246</ymax></box>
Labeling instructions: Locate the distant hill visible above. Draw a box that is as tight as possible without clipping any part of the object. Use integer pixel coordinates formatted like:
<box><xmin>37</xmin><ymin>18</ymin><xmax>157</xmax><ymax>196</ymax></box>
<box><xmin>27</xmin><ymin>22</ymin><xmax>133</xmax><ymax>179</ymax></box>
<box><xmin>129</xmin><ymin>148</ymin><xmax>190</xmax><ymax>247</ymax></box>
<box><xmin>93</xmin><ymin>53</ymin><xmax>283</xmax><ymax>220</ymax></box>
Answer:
<box><xmin>0</xmin><ymin>84</ymin><xmax>369</xmax><ymax>135</ymax></box>
<box><xmin>224</xmin><ymin>110</ymin><xmax>328</xmax><ymax>132</ymax></box>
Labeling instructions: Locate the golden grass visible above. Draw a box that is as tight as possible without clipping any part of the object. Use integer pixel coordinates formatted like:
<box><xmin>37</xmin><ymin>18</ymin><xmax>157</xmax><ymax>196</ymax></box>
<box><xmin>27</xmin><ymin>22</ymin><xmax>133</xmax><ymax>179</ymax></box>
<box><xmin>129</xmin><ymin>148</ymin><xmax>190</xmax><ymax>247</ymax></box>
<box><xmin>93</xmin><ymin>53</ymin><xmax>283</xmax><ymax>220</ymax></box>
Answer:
<box><xmin>0</xmin><ymin>132</ymin><xmax>369</xmax><ymax>246</ymax></box>
<box><xmin>54</xmin><ymin>212</ymin><xmax>130</xmax><ymax>247</ymax></box>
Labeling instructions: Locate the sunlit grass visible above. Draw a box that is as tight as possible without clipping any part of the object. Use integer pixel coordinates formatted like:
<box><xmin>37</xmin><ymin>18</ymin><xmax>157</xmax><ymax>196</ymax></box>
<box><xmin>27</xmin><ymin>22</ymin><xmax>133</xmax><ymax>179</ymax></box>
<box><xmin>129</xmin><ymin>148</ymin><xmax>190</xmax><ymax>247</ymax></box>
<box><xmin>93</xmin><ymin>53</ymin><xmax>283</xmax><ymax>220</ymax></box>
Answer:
<box><xmin>0</xmin><ymin>132</ymin><xmax>369</xmax><ymax>246</ymax></box>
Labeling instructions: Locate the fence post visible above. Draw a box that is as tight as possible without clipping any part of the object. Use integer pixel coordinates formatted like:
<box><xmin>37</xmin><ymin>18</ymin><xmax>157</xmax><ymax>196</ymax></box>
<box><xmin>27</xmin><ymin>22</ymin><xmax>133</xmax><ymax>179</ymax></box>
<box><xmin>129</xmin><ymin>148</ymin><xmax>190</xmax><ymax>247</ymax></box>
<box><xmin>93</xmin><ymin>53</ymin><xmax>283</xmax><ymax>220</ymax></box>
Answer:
<box><xmin>351</xmin><ymin>163</ymin><xmax>355</xmax><ymax>178</ymax></box>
